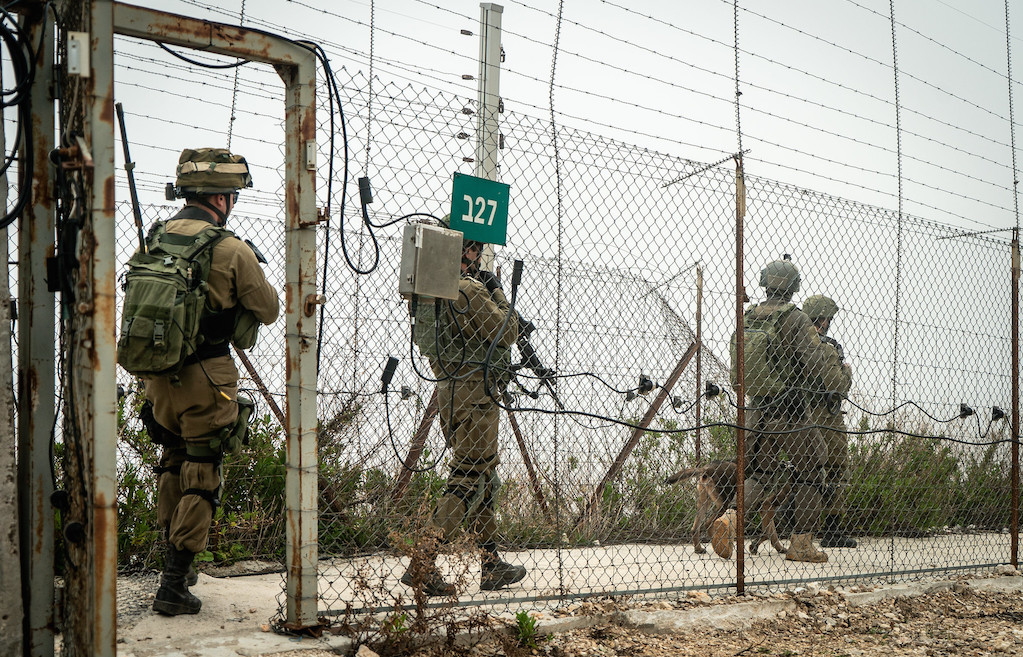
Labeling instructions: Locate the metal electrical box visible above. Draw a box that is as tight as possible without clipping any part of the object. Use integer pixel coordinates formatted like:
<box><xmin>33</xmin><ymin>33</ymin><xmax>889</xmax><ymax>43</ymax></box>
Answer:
<box><xmin>399</xmin><ymin>222</ymin><xmax>462</xmax><ymax>300</ymax></box>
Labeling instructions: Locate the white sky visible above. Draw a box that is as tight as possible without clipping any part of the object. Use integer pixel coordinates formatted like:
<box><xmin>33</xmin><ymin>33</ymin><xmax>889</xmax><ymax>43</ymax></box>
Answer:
<box><xmin>113</xmin><ymin>0</ymin><xmax>1023</xmax><ymax>236</ymax></box>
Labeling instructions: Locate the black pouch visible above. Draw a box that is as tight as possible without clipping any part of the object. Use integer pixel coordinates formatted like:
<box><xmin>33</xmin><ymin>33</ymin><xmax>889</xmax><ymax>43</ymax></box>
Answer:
<box><xmin>139</xmin><ymin>399</ymin><xmax>181</xmax><ymax>446</ymax></box>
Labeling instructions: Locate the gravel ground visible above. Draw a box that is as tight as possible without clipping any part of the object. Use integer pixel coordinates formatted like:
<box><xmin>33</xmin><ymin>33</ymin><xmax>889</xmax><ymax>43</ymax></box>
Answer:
<box><xmin>380</xmin><ymin>575</ymin><xmax>1023</xmax><ymax>657</ymax></box>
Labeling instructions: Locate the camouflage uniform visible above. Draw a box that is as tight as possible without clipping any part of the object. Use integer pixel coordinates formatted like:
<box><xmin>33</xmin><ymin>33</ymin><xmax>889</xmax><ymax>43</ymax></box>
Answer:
<box><xmin>421</xmin><ymin>276</ymin><xmax>517</xmax><ymax>545</ymax></box>
<box><xmin>742</xmin><ymin>299</ymin><xmax>848</xmax><ymax>536</ymax></box>
<box><xmin>806</xmin><ymin>339</ymin><xmax>852</xmax><ymax>517</ymax></box>
<box><xmin>144</xmin><ymin>206</ymin><xmax>279</xmax><ymax>555</ymax></box>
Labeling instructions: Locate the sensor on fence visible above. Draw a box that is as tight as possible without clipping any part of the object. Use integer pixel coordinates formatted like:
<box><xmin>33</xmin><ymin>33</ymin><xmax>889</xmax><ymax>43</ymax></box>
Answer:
<box><xmin>705</xmin><ymin>382</ymin><xmax>721</xmax><ymax>398</ymax></box>
<box><xmin>992</xmin><ymin>406</ymin><xmax>1006</xmax><ymax>421</ymax></box>
<box><xmin>959</xmin><ymin>403</ymin><xmax>975</xmax><ymax>419</ymax></box>
<box><xmin>399</xmin><ymin>222</ymin><xmax>461</xmax><ymax>300</ymax></box>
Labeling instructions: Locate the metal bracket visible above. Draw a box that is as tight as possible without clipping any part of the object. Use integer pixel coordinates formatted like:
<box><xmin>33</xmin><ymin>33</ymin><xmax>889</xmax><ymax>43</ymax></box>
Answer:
<box><xmin>303</xmin><ymin>293</ymin><xmax>325</xmax><ymax>317</ymax></box>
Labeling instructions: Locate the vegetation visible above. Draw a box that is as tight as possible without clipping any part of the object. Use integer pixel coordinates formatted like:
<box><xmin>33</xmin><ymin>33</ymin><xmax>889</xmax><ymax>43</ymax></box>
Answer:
<box><xmin>114</xmin><ymin>391</ymin><xmax>1015</xmax><ymax>571</ymax></box>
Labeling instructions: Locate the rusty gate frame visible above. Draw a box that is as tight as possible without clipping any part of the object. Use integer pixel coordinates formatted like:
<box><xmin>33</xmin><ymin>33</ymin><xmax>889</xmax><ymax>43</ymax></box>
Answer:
<box><xmin>110</xmin><ymin>0</ymin><xmax>323</xmax><ymax>631</ymax></box>
<box><xmin>48</xmin><ymin>3</ymin><xmax>322</xmax><ymax>655</ymax></box>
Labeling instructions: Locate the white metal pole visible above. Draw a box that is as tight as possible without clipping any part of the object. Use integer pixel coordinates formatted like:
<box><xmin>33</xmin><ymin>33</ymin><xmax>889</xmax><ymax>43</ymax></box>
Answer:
<box><xmin>477</xmin><ymin>3</ymin><xmax>502</xmax><ymax>272</ymax></box>
<box><xmin>18</xmin><ymin>8</ymin><xmax>56</xmax><ymax>657</ymax></box>
<box><xmin>280</xmin><ymin>52</ymin><xmax>321</xmax><ymax>627</ymax></box>
<box><xmin>84</xmin><ymin>0</ymin><xmax>118</xmax><ymax>654</ymax></box>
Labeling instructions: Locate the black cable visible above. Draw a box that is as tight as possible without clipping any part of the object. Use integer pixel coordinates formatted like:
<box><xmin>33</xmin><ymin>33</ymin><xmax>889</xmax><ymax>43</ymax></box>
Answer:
<box><xmin>0</xmin><ymin>3</ymin><xmax>39</xmax><ymax>229</ymax></box>
<box><xmin>156</xmin><ymin>41</ymin><xmax>251</xmax><ymax>69</ymax></box>
<box><xmin>382</xmin><ymin>388</ymin><xmax>447</xmax><ymax>473</ymax></box>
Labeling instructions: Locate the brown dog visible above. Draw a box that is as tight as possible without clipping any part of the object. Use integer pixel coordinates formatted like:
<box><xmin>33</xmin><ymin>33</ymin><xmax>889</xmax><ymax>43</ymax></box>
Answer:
<box><xmin>665</xmin><ymin>460</ymin><xmax>789</xmax><ymax>557</ymax></box>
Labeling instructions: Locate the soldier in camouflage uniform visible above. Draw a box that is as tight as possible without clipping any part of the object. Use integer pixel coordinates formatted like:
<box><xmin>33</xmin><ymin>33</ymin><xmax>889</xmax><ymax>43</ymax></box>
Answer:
<box><xmin>719</xmin><ymin>258</ymin><xmax>848</xmax><ymax>562</ymax></box>
<box><xmin>142</xmin><ymin>149</ymin><xmax>279</xmax><ymax>615</ymax></box>
<box><xmin>403</xmin><ymin>238</ymin><xmax>527</xmax><ymax>596</ymax></box>
<box><xmin>802</xmin><ymin>294</ymin><xmax>857</xmax><ymax>549</ymax></box>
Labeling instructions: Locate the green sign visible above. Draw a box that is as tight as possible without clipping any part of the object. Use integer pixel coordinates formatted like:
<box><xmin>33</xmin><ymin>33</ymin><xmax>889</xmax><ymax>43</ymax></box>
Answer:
<box><xmin>449</xmin><ymin>172</ymin><xmax>510</xmax><ymax>245</ymax></box>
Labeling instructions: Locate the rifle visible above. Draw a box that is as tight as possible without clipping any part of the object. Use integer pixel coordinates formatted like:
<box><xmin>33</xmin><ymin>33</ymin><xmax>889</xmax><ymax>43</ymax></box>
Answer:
<box><xmin>820</xmin><ymin>334</ymin><xmax>844</xmax><ymax>361</ymax></box>
<box><xmin>476</xmin><ymin>267</ymin><xmax>563</xmax><ymax>409</ymax></box>
<box><xmin>514</xmin><ymin>312</ymin><xmax>563</xmax><ymax>410</ymax></box>
<box><xmin>114</xmin><ymin>102</ymin><xmax>147</xmax><ymax>253</ymax></box>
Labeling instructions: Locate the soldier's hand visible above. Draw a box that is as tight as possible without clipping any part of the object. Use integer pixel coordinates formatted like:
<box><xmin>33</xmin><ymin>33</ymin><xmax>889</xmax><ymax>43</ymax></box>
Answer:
<box><xmin>533</xmin><ymin>365</ymin><xmax>556</xmax><ymax>380</ymax></box>
<box><xmin>476</xmin><ymin>269</ymin><xmax>502</xmax><ymax>295</ymax></box>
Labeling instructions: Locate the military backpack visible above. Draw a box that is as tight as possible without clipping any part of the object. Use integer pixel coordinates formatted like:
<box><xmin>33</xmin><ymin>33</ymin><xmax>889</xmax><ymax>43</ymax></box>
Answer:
<box><xmin>729</xmin><ymin>302</ymin><xmax>797</xmax><ymax>398</ymax></box>
<box><xmin>117</xmin><ymin>222</ymin><xmax>232</xmax><ymax>377</ymax></box>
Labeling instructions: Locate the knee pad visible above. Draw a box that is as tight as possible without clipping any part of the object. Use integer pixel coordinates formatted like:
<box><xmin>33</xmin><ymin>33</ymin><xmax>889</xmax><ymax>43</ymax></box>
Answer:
<box><xmin>180</xmin><ymin>457</ymin><xmax>223</xmax><ymax>511</ymax></box>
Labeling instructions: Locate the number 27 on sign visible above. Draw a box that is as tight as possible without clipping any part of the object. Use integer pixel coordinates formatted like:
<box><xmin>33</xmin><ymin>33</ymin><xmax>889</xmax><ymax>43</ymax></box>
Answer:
<box><xmin>462</xmin><ymin>195</ymin><xmax>497</xmax><ymax>225</ymax></box>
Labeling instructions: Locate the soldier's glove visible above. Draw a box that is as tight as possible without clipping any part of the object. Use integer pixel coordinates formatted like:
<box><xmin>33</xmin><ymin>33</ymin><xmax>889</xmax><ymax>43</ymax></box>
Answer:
<box><xmin>476</xmin><ymin>269</ymin><xmax>502</xmax><ymax>296</ymax></box>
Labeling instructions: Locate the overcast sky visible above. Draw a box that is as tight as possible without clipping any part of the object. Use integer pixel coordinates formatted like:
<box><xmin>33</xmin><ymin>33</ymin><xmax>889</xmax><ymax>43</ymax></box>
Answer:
<box><xmin>111</xmin><ymin>0</ymin><xmax>1023</xmax><ymax>237</ymax></box>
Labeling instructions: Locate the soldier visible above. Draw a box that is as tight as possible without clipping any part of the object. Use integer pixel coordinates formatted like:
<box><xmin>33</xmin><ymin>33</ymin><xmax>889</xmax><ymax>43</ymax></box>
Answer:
<box><xmin>720</xmin><ymin>257</ymin><xmax>848</xmax><ymax>562</ymax></box>
<box><xmin>802</xmin><ymin>294</ymin><xmax>856</xmax><ymax>549</ymax></box>
<box><xmin>141</xmin><ymin>149</ymin><xmax>279</xmax><ymax>615</ymax></box>
<box><xmin>403</xmin><ymin>237</ymin><xmax>527</xmax><ymax>595</ymax></box>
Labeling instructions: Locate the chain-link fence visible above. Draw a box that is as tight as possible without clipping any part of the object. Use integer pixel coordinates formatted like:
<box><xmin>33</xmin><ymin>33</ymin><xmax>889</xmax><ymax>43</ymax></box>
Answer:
<box><xmin>111</xmin><ymin>62</ymin><xmax>1017</xmax><ymax>625</ymax></box>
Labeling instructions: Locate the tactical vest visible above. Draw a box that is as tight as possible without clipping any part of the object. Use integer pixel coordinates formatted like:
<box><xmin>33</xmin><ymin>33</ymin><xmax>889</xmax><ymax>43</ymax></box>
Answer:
<box><xmin>117</xmin><ymin>221</ymin><xmax>237</xmax><ymax>377</ymax></box>
<box><xmin>413</xmin><ymin>297</ymin><xmax>512</xmax><ymax>378</ymax></box>
<box><xmin>729</xmin><ymin>302</ymin><xmax>797</xmax><ymax>398</ymax></box>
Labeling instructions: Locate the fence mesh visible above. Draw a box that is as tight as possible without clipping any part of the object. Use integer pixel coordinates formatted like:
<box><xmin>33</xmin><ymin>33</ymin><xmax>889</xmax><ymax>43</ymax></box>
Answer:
<box><xmin>111</xmin><ymin>65</ymin><xmax>1017</xmax><ymax>623</ymax></box>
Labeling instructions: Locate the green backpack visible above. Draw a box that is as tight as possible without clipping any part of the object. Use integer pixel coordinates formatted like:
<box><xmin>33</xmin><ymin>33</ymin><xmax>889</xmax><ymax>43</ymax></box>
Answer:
<box><xmin>117</xmin><ymin>222</ymin><xmax>232</xmax><ymax>377</ymax></box>
<box><xmin>729</xmin><ymin>303</ymin><xmax>796</xmax><ymax>398</ymax></box>
<box><xmin>412</xmin><ymin>297</ymin><xmax>511</xmax><ymax>375</ymax></box>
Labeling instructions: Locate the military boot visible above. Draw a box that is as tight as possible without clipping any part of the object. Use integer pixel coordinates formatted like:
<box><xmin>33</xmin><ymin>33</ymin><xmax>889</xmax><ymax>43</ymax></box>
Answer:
<box><xmin>819</xmin><ymin>515</ymin><xmax>857</xmax><ymax>548</ymax></box>
<box><xmin>162</xmin><ymin>527</ymin><xmax>197</xmax><ymax>587</ymax></box>
<box><xmin>399</xmin><ymin>529</ymin><xmax>455</xmax><ymax>597</ymax></box>
<box><xmin>710</xmin><ymin>509</ymin><xmax>736</xmax><ymax>559</ymax></box>
<box><xmin>785</xmin><ymin>533</ymin><xmax>828</xmax><ymax>563</ymax></box>
<box><xmin>480</xmin><ymin>545</ymin><xmax>526</xmax><ymax>591</ymax></box>
<box><xmin>399</xmin><ymin>563</ymin><xmax>456</xmax><ymax>597</ymax></box>
<box><xmin>153</xmin><ymin>545</ymin><xmax>202</xmax><ymax>615</ymax></box>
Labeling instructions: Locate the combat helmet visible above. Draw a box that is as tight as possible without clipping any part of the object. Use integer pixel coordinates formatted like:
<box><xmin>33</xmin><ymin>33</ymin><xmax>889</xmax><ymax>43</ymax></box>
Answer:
<box><xmin>759</xmin><ymin>256</ymin><xmax>801</xmax><ymax>297</ymax></box>
<box><xmin>170</xmin><ymin>148</ymin><xmax>252</xmax><ymax>198</ymax></box>
<box><xmin>803</xmin><ymin>294</ymin><xmax>839</xmax><ymax>321</ymax></box>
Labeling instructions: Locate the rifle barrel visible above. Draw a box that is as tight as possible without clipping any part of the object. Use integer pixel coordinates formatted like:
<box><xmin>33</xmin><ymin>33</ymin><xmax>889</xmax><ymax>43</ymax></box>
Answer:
<box><xmin>115</xmin><ymin>102</ymin><xmax>147</xmax><ymax>252</ymax></box>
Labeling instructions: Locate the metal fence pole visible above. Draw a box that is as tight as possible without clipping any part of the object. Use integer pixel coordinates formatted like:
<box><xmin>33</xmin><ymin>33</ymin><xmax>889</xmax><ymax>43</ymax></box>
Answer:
<box><xmin>734</xmin><ymin>155</ymin><xmax>746</xmax><ymax>595</ymax></box>
<box><xmin>476</xmin><ymin>3</ymin><xmax>502</xmax><ymax>182</ymax></box>
<box><xmin>17</xmin><ymin>6</ymin><xmax>55</xmax><ymax>656</ymax></box>
<box><xmin>278</xmin><ymin>51</ymin><xmax>321</xmax><ymax>631</ymax></box>
<box><xmin>695</xmin><ymin>263</ymin><xmax>703</xmax><ymax>463</ymax></box>
<box><xmin>477</xmin><ymin>2</ymin><xmax>502</xmax><ymax>274</ymax></box>
<box><xmin>76</xmin><ymin>1</ymin><xmax>118</xmax><ymax>654</ymax></box>
<box><xmin>1011</xmin><ymin>232</ymin><xmax>1019</xmax><ymax>568</ymax></box>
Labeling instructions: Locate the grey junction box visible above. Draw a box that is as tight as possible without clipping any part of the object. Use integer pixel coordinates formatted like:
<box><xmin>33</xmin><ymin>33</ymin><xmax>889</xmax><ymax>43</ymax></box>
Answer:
<box><xmin>398</xmin><ymin>222</ymin><xmax>462</xmax><ymax>300</ymax></box>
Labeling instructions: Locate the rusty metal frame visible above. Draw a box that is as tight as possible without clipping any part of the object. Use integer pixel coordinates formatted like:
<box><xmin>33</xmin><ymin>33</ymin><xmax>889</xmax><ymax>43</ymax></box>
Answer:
<box><xmin>18</xmin><ymin>4</ymin><xmax>56</xmax><ymax>656</ymax></box>
<box><xmin>92</xmin><ymin>2</ymin><xmax>320</xmax><ymax>638</ymax></box>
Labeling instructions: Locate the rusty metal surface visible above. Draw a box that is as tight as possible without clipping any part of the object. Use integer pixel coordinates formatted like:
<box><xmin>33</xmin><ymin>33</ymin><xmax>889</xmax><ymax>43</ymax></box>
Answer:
<box><xmin>107</xmin><ymin>1</ymin><xmax>322</xmax><ymax>629</ymax></box>
<box><xmin>734</xmin><ymin>156</ymin><xmax>747</xmax><ymax>594</ymax></box>
<box><xmin>17</xmin><ymin>5</ymin><xmax>55</xmax><ymax>656</ymax></box>
<box><xmin>83</xmin><ymin>1</ymin><xmax>118</xmax><ymax>655</ymax></box>
<box><xmin>113</xmin><ymin>2</ymin><xmax>308</xmax><ymax>65</ymax></box>
<box><xmin>278</xmin><ymin>49</ymin><xmax>320</xmax><ymax>632</ymax></box>
<box><xmin>1011</xmin><ymin>234</ymin><xmax>1019</xmax><ymax>568</ymax></box>
<box><xmin>390</xmin><ymin>387</ymin><xmax>439</xmax><ymax>504</ymax></box>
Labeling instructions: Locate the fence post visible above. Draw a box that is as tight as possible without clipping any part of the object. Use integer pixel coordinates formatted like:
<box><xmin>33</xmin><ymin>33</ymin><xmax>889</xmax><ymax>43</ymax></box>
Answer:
<box><xmin>1011</xmin><ymin>232</ymin><xmax>1019</xmax><ymax>568</ymax></box>
<box><xmin>278</xmin><ymin>50</ymin><xmax>321</xmax><ymax>632</ymax></box>
<box><xmin>17</xmin><ymin>7</ymin><xmax>56</xmax><ymax>655</ymax></box>
<box><xmin>734</xmin><ymin>155</ymin><xmax>747</xmax><ymax>594</ymax></box>
<box><xmin>477</xmin><ymin>1</ymin><xmax>502</xmax><ymax>275</ymax></box>
<box><xmin>72</xmin><ymin>1</ymin><xmax>119</xmax><ymax>654</ymax></box>
<box><xmin>0</xmin><ymin>21</ymin><xmax>21</xmax><ymax>656</ymax></box>
<box><xmin>695</xmin><ymin>263</ymin><xmax>703</xmax><ymax>463</ymax></box>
